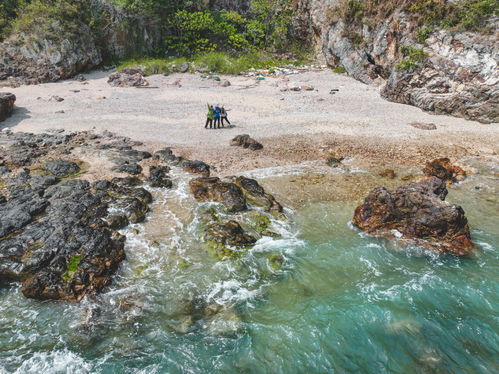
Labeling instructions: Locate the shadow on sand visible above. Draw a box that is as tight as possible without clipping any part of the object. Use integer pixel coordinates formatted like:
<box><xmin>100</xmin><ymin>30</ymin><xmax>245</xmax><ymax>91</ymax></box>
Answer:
<box><xmin>0</xmin><ymin>107</ymin><xmax>31</xmax><ymax>130</ymax></box>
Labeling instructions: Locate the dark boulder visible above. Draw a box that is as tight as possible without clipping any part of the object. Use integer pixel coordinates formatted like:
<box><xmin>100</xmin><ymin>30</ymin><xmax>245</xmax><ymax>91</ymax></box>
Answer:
<box><xmin>230</xmin><ymin>134</ymin><xmax>263</xmax><ymax>150</ymax></box>
<box><xmin>147</xmin><ymin>166</ymin><xmax>172</xmax><ymax>188</ymax></box>
<box><xmin>189</xmin><ymin>177</ymin><xmax>246</xmax><ymax>212</ymax></box>
<box><xmin>181</xmin><ymin>160</ymin><xmax>211</xmax><ymax>177</ymax></box>
<box><xmin>153</xmin><ymin>148</ymin><xmax>182</xmax><ymax>164</ymax></box>
<box><xmin>44</xmin><ymin>160</ymin><xmax>80</xmax><ymax>177</ymax></box>
<box><xmin>352</xmin><ymin>177</ymin><xmax>473</xmax><ymax>255</ymax></box>
<box><xmin>423</xmin><ymin>158</ymin><xmax>466</xmax><ymax>183</ymax></box>
<box><xmin>231</xmin><ymin>176</ymin><xmax>283</xmax><ymax>214</ymax></box>
<box><xmin>0</xmin><ymin>93</ymin><xmax>16</xmax><ymax>122</ymax></box>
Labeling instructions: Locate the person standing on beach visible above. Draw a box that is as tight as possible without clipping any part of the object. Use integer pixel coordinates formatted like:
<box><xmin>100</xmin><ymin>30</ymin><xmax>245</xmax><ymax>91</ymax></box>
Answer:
<box><xmin>205</xmin><ymin>105</ymin><xmax>215</xmax><ymax>129</ymax></box>
<box><xmin>220</xmin><ymin>106</ymin><xmax>231</xmax><ymax>127</ymax></box>
<box><xmin>214</xmin><ymin>105</ymin><xmax>221</xmax><ymax>129</ymax></box>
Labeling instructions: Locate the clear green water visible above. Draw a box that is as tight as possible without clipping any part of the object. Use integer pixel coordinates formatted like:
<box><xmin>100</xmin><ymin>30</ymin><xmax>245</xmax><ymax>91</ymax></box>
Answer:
<box><xmin>0</xmin><ymin>165</ymin><xmax>498</xmax><ymax>374</ymax></box>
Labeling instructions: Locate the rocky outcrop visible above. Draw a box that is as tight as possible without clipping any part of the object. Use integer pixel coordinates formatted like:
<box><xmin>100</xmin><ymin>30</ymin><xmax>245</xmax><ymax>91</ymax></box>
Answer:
<box><xmin>352</xmin><ymin>177</ymin><xmax>473</xmax><ymax>256</ymax></box>
<box><xmin>229</xmin><ymin>176</ymin><xmax>283</xmax><ymax>215</ymax></box>
<box><xmin>0</xmin><ymin>130</ymin><xmax>155</xmax><ymax>301</ymax></box>
<box><xmin>292</xmin><ymin>0</ymin><xmax>498</xmax><ymax>123</ymax></box>
<box><xmin>0</xmin><ymin>92</ymin><xmax>15</xmax><ymax>121</ymax></box>
<box><xmin>107</xmin><ymin>67</ymin><xmax>149</xmax><ymax>87</ymax></box>
<box><xmin>0</xmin><ymin>26</ymin><xmax>102</xmax><ymax>86</ymax></box>
<box><xmin>231</xmin><ymin>134</ymin><xmax>263</xmax><ymax>151</ymax></box>
<box><xmin>423</xmin><ymin>158</ymin><xmax>466</xmax><ymax>184</ymax></box>
<box><xmin>204</xmin><ymin>220</ymin><xmax>256</xmax><ymax>259</ymax></box>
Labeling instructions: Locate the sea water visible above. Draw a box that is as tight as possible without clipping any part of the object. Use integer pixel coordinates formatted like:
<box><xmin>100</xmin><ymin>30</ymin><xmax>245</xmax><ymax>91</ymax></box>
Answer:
<box><xmin>0</xmin><ymin>160</ymin><xmax>497</xmax><ymax>374</ymax></box>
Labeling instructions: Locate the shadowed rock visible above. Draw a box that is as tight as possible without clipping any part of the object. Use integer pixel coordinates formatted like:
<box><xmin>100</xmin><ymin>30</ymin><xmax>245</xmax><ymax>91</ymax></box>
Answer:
<box><xmin>352</xmin><ymin>177</ymin><xmax>473</xmax><ymax>255</ymax></box>
<box><xmin>0</xmin><ymin>93</ymin><xmax>16</xmax><ymax>121</ymax></box>
<box><xmin>147</xmin><ymin>166</ymin><xmax>172</xmax><ymax>188</ymax></box>
<box><xmin>230</xmin><ymin>176</ymin><xmax>283</xmax><ymax>214</ymax></box>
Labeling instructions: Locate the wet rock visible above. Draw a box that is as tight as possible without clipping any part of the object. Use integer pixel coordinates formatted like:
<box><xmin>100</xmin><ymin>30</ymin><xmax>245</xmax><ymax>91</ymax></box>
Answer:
<box><xmin>230</xmin><ymin>176</ymin><xmax>283</xmax><ymax>215</ymax></box>
<box><xmin>230</xmin><ymin>134</ymin><xmax>263</xmax><ymax>151</ymax></box>
<box><xmin>204</xmin><ymin>220</ymin><xmax>256</xmax><ymax>259</ymax></box>
<box><xmin>0</xmin><ymin>93</ymin><xmax>16</xmax><ymax>122</ymax></box>
<box><xmin>181</xmin><ymin>160</ymin><xmax>210</xmax><ymax>177</ymax></box>
<box><xmin>153</xmin><ymin>148</ymin><xmax>182</xmax><ymax>164</ymax></box>
<box><xmin>410</xmin><ymin>122</ymin><xmax>437</xmax><ymax>130</ymax></box>
<box><xmin>189</xmin><ymin>177</ymin><xmax>247</xmax><ymax>212</ymax></box>
<box><xmin>378</xmin><ymin>169</ymin><xmax>396</xmax><ymax>179</ymax></box>
<box><xmin>352</xmin><ymin>177</ymin><xmax>473</xmax><ymax>255</ymax></box>
<box><xmin>114</xmin><ymin>162</ymin><xmax>143</xmax><ymax>175</ymax></box>
<box><xmin>423</xmin><ymin>158</ymin><xmax>466</xmax><ymax>183</ymax></box>
<box><xmin>147</xmin><ymin>166</ymin><xmax>172</xmax><ymax>188</ymax></box>
<box><xmin>44</xmin><ymin>160</ymin><xmax>80</xmax><ymax>177</ymax></box>
<box><xmin>107</xmin><ymin>214</ymin><xmax>129</xmax><ymax>230</ymax></box>
<box><xmin>107</xmin><ymin>68</ymin><xmax>149</xmax><ymax>87</ymax></box>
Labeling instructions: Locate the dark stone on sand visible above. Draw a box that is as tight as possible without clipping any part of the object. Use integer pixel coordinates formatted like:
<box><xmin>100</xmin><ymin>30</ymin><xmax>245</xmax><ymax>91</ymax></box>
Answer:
<box><xmin>44</xmin><ymin>160</ymin><xmax>80</xmax><ymax>177</ymax></box>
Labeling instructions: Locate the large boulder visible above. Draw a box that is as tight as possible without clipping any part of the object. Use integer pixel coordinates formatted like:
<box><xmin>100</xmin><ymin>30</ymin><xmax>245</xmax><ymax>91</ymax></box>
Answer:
<box><xmin>189</xmin><ymin>177</ymin><xmax>247</xmax><ymax>212</ymax></box>
<box><xmin>204</xmin><ymin>220</ymin><xmax>256</xmax><ymax>259</ymax></box>
<box><xmin>230</xmin><ymin>176</ymin><xmax>283</xmax><ymax>214</ymax></box>
<box><xmin>352</xmin><ymin>177</ymin><xmax>473</xmax><ymax>255</ymax></box>
<box><xmin>231</xmin><ymin>134</ymin><xmax>263</xmax><ymax>150</ymax></box>
<box><xmin>0</xmin><ymin>92</ymin><xmax>16</xmax><ymax>121</ymax></box>
<box><xmin>107</xmin><ymin>67</ymin><xmax>149</xmax><ymax>87</ymax></box>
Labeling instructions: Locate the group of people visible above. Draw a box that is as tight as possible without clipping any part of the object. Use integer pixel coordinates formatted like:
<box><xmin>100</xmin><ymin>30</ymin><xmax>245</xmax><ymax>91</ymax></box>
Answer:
<box><xmin>205</xmin><ymin>104</ymin><xmax>231</xmax><ymax>129</ymax></box>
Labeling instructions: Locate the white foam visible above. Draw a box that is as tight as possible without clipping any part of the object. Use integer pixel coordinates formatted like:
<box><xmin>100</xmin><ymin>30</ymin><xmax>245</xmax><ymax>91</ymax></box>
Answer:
<box><xmin>13</xmin><ymin>350</ymin><xmax>92</xmax><ymax>374</ymax></box>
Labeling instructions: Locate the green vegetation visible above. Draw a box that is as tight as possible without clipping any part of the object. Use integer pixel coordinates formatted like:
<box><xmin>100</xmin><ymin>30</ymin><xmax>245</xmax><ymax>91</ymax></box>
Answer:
<box><xmin>416</xmin><ymin>26</ymin><xmax>432</xmax><ymax>43</ymax></box>
<box><xmin>396</xmin><ymin>46</ymin><xmax>428</xmax><ymax>71</ymax></box>
<box><xmin>332</xmin><ymin>67</ymin><xmax>347</xmax><ymax>73</ymax></box>
<box><xmin>331</xmin><ymin>0</ymin><xmax>498</xmax><ymax>36</ymax></box>
<box><xmin>0</xmin><ymin>0</ymin><xmax>24</xmax><ymax>40</ymax></box>
<box><xmin>61</xmin><ymin>255</ymin><xmax>82</xmax><ymax>282</ymax></box>
<box><xmin>118</xmin><ymin>52</ymin><xmax>306</xmax><ymax>75</ymax></box>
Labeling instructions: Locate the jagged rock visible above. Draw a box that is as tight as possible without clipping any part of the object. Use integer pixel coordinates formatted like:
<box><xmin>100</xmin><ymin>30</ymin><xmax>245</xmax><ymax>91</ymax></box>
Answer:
<box><xmin>189</xmin><ymin>177</ymin><xmax>247</xmax><ymax>212</ymax></box>
<box><xmin>147</xmin><ymin>166</ymin><xmax>172</xmax><ymax>188</ymax></box>
<box><xmin>352</xmin><ymin>177</ymin><xmax>473</xmax><ymax>255</ymax></box>
<box><xmin>0</xmin><ymin>93</ymin><xmax>16</xmax><ymax>121</ymax></box>
<box><xmin>153</xmin><ymin>148</ymin><xmax>182</xmax><ymax>164</ymax></box>
<box><xmin>204</xmin><ymin>220</ymin><xmax>256</xmax><ymax>259</ymax></box>
<box><xmin>230</xmin><ymin>134</ymin><xmax>263</xmax><ymax>151</ymax></box>
<box><xmin>326</xmin><ymin>157</ymin><xmax>343</xmax><ymax>168</ymax></box>
<box><xmin>114</xmin><ymin>162</ymin><xmax>143</xmax><ymax>175</ymax></box>
<box><xmin>107</xmin><ymin>68</ymin><xmax>149</xmax><ymax>87</ymax></box>
<box><xmin>49</xmin><ymin>95</ymin><xmax>64</xmax><ymax>102</ymax></box>
<box><xmin>181</xmin><ymin>160</ymin><xmax>211</xmax><ymax>177</ymax></box>
<box><xmin>230</xmin><ymin>176</ymin><xmax>283</xmax><ymax>214</ymax></box>
<box><xmin>410</xmin><ymin>122</ymin><xmax>437</xmax><ymax>130</ymax></box>
<box><xmin>44</xmin><ymin>160</ymin><xmax>80</xmax><ymax>177</ymax></box>
<box><xmin>423</xmin><ymin>158</ymin><xmax>466</xmax><ymax>183</ymax></box>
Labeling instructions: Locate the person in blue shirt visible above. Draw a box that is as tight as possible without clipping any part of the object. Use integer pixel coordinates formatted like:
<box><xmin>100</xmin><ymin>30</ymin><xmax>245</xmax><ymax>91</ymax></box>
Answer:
<box><xmin>213</xmin><ymin>105</ymin><xmax>221</xmax><ymax>128</ymax></box>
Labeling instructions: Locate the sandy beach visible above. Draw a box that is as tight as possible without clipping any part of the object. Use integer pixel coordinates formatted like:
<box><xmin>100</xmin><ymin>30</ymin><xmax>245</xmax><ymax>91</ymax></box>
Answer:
<box><xmin>2</xmin><ymin>69</ymin><xmax>497</xmax><ymax>175</ymax></box>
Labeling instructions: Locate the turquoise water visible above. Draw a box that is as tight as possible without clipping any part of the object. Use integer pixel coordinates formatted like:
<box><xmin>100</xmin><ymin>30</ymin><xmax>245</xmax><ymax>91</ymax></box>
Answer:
<box><xmin>0</xmin><ymin>167</ymin><xmax>498</xmax><ymax>373</ymax></box>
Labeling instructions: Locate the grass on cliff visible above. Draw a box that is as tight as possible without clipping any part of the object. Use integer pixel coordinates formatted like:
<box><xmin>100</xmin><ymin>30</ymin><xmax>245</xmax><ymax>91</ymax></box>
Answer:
<box><xmin>329</xmin><ymin>0</ymin><xmax>498</xmax><ymax>33</ymax></box>
<box><xmin>117</xmin><ymin>52</ymin><xmax>308</xmax><ymax>76</ymax></box>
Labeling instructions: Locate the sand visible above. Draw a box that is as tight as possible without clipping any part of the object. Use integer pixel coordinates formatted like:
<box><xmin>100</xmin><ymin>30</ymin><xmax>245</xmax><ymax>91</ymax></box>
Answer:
<box><xmin>2</xmin><ymin>69</ymin><xmax>498</xmax><ymax>175</ymax></box>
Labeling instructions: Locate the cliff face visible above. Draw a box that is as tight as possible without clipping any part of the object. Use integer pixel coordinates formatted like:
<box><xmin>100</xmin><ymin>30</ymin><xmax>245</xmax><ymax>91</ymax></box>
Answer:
<box><xmin>291</xmin><ymin>0</ymin><xmax>498</xmax><ymax>123</ymax></box>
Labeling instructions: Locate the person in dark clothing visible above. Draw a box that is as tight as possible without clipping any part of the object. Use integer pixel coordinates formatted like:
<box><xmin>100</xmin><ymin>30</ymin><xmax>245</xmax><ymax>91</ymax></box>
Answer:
<box><xmin>214</xmin><ymin>105</ymin><xmax>221</xmax><ymax>128</ymax></box>
<box><xmin>205</xmin><ymin>104</ymin><xmax>214</xmax><ymax>129</ymax></box>
<box><xmin>220</xmin><ymin>106</ymin><xmax>231</xmax><ymax>127</ymax></box>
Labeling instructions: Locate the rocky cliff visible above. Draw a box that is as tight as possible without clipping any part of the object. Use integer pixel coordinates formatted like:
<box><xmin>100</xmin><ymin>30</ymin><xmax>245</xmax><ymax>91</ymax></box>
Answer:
<box><xmin>291</xmin><ymin>0</ymin><xmax>498</xmax><ymax>123</ymax></box>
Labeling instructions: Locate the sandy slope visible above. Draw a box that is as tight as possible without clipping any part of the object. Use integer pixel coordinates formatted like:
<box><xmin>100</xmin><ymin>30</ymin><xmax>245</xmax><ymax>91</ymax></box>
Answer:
<box><xmin>2</xmin><ymin>69</ymin><xmax>497</xmax><ymax>174</ymax></box>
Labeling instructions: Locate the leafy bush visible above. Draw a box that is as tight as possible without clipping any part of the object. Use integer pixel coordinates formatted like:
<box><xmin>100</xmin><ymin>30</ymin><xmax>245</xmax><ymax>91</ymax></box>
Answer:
<box><xmin>396</xmin><ymin>45</ymin><xmax>428</xmax><ymax>71</ymax></box>
<box><xmin>117</xmin><ymin>51</ymin><xmax>303</xmax><ymax>75</ymax></box>
<box><xmin>0</xmin><ymin>0</ymin><xmax>25</xmax><ymax>40</ymax></box>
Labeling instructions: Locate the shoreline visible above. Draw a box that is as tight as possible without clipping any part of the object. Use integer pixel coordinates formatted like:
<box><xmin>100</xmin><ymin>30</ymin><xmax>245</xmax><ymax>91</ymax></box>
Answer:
<box><xmin>1</xmin><ymin>69</ymin><xmax>496</xmax><ymax>178</ymax></box>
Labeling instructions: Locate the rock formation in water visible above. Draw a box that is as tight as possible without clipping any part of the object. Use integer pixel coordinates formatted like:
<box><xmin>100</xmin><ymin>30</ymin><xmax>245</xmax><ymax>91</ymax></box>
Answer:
<box><xmin>352</xmin><ymin>177</ymin><xmax>474</xmax><ymax>255</ymax></box>
<box><xmin>423</xmin><ymin>158</ymin><xmax>467</xmax><ymax>184</ymax></box>
<box><xmin>0</xmin><ymin>92</ymin><xmax>16</xmax><ymax>121</ymax></box>
<box><xmin>0</xmin><ymin>130</ymin><xmax>157</xmax><ymax>301</ymax></box>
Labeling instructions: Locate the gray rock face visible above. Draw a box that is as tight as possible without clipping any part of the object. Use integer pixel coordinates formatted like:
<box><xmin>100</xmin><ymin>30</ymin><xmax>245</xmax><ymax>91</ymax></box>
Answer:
<box><xmin>0</xmin><ymin>92</ymin><xmax>16</xmax><ymax>121</ymax></box>
<box><xmin>0</xmin><ymin>25</ymin><xmax>102</xmax><ymax>86</ymax></box>
<box><xmin>291</xmin><ymin>0</ymin><xmax>498</xmax><ymax>123</ymax></box>
<box><xmin>107</xmin><ymin>67</ymin><xmax>149</xmax><ymax>87</ymax></box>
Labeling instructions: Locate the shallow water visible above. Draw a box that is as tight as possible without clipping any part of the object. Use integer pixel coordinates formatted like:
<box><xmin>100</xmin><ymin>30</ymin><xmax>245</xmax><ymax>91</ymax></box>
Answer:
<box><xmin>0</xmin><ymin>161</ymin><xmax>498</xmax><ymax>374</ymax></box>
